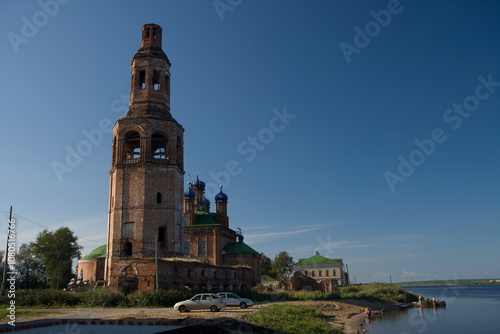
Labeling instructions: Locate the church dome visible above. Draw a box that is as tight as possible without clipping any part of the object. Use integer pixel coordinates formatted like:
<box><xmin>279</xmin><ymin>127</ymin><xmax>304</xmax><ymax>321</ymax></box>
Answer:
<box><xmin>204</xmin><ymin>197</ymin><xmax>211</xmax><ymax>207</ymax></box>
<box><xmin>184</xmin><ymin>187</ymin><xmax>195</xmax><ymax>199</ymax></box>
<box><xmin>81</xmin><ymin>245</ymin><xmax>106</xmax><ymax>260</ymax></box>
<box><xmin>191</xmin><ymin>175</ymin><xmax>205</xmax><ymax>190</ymax></box>
<box><xmin>215</xmin><ymin>186</ymin><xmax>228</xmax><ymax>202</ymax></box>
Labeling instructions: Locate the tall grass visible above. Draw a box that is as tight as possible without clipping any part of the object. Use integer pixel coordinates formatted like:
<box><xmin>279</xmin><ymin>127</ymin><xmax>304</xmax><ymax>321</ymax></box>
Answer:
<box><xmin>246</xmin><ymin>304</ymin><xmax>341</xmax><ymax>334</ymax></box>
<box><xmin>339</xmin><ymin>283</ymin><xmax>418</xmax><ymax>302</ymax></box>
<box><xmin>0</xmin><ymin>283</ymin><xmax>417</xmax><ymax>308</ymax></box>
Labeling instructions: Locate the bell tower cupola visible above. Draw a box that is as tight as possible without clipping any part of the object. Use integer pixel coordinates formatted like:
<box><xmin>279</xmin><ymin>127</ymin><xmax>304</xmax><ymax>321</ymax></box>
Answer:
<box><xmin>129</xmin><ymin>23</ymin><xmax>172</xmax><ymax>119</ymax></box>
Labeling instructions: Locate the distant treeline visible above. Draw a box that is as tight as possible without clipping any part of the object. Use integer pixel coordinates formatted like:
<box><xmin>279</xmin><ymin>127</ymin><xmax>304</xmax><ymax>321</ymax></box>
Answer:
<box><xmin>397</xmin><ymin>280</ymin><xmax>499</xmax><ymax>286</ymax></box>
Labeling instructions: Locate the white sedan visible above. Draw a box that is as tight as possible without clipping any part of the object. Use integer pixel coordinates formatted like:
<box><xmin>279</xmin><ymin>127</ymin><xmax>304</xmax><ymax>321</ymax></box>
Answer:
<box><xmin>174</xmin><ymin>293</ymin><xmax>225</xmax><ymax>312</ymax></box>
<box><xmin>217</xmin><ymin>292</ymin><xmax>254</xmax><ymax>309</ymax></box>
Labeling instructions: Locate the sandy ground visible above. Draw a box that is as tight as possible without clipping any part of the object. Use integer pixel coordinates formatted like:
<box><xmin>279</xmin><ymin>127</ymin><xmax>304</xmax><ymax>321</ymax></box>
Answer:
<box><xmin>4</xmin><ymin>299</ymin><xmax>406</xmax><ymax>333</ymax></box>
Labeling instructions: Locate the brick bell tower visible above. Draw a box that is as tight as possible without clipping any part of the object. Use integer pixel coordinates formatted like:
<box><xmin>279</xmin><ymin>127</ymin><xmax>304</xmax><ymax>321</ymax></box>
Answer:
<box><xmin>105</xmin><ymin>24</ymin><xmax>184</xmax><ymax>284</ymax></box>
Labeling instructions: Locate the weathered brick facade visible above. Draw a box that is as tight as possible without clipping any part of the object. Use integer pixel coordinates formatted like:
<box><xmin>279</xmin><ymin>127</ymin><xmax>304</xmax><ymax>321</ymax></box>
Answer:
<box><xmin>101</xmin><ymin>24</ymin><xmax>260</xmax><ymax>293</ymax></box>
<box><xmin>107</xmin><ymin>258</ymin><xmax>254</xmax><ymax>293</ymax></box>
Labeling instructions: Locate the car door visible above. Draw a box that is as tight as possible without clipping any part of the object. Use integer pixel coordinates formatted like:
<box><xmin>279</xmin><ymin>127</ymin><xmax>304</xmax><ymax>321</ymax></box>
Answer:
<box><xmin>201</xmin><ymin>294</ymin><xmax>214</xmax><ymax>309</ymax></box>
<box><xmin>189</xmin><ymin>294</ymin><xmax>203</xmax><ymax>310</ymax></box>
<box><xmin>226</xmin><ymin>293</ymin><xmax>239</xmax><ymax>306</ymax></box>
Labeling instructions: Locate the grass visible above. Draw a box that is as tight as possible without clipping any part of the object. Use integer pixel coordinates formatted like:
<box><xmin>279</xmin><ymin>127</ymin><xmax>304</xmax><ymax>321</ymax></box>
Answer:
<box><xmin>261</xmin><ymin>275</ymin><xmax>276</xmax><ymax>281</ymax></box>
<box><xmin>338</xmin><ymin>282</ymin><xmax>418</xmax><ymax>303</ymax></box>
<box><xmin>236</xmin><ymin>282</ymin><xmax>418</xmax><ymax>304</ymax></box>
<box><xmin>0</xmin><ymin>283</ymin><xmax>418</xmax><ymax>308</ymax></box>
<box><xmin>246</xmin><ymin>304</ymin><xmax>341</xmax><ymax>334</ymax></box>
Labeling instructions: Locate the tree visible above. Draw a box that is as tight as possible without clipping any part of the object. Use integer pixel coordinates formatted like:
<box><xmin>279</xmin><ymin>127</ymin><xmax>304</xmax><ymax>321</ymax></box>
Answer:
<box><xmin>272</xmin><ymin>251</ymin><xmax>294</xmax><ymax>283</ymax></box>
<box><xmin>260</xmin><ymin>252</ymin><xmax>274</xmax><ymax>278</ymax></box>
<box><xmin>32</xmin><ymin>227</ymin><xmax>82</xmax><ymax>289</ymax></box>
<box><xmin>15</xmin><ymin>243</ymin><xmax>49</xmax><ymax>289</ymax></box>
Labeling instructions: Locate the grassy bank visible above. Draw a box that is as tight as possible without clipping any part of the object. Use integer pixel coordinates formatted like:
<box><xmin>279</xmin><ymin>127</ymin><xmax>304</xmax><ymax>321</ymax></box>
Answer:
<box><xmin>246</xmin><ymin>304</ymin><xmax>341</xmax><ymax>334</ymax></box>
<box><xmin>0</xmin><ymin>283</ymin><xmax>417</xmax><ymax>308</ymax></box>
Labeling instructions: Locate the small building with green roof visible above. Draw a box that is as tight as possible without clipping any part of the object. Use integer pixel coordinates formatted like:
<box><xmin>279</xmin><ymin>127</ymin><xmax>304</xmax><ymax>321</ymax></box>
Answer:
<box><xmin>77</xmin><ymin>245</ymin><xmax>106</xmax><ymax>282</ymax></box>
<box><xmin>293</xmin><ymin>251</ymin><xmax>347</xmax><ymax>285</ymax></box>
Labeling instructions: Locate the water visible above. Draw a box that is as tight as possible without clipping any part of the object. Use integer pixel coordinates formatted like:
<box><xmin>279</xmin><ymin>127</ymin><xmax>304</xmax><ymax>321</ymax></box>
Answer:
<box><xmin>362</xmin><ymin>285</ymin><xmax>500</xmax><ymax>334</ymax></box>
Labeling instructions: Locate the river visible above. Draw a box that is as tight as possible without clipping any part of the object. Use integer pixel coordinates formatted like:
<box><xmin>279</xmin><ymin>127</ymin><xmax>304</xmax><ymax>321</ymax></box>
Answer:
<box><xmin>362</xmin><ymin>284</ymin><xmax>500</xmax><ymax>333</ymax></box>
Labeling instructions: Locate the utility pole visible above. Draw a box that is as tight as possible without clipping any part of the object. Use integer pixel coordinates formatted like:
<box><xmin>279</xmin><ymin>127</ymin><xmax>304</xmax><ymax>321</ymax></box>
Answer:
<box><xmin>1</xmin><ymin>206</ymin><xmax>12</xmax><ymax>296</ymax></box>
<box><xmin>155</xmin><ymin>234</ymin><xmax>159</xmax><ymax>293</ymax></box>
<box><xmin>345</xmin><ymin>263</ymin><xmax>350</xmax><ymax>286</ymax></box>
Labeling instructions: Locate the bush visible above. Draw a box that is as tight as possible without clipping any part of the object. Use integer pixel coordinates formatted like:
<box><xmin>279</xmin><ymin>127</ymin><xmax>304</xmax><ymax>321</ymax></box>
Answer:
<box><xmin>0</xmin><ymin>289</ymin><xmax>79</xmax><ymax>307</ymax></box>
<box><xmin>79</xmin><ymin>288</ymin><xmax>127</xmax><ymax>307</ymax></box>
<box><xmin>246</xmin><ymin>304</ymin><xmax>340</xmax><ymax>334</ymax></box>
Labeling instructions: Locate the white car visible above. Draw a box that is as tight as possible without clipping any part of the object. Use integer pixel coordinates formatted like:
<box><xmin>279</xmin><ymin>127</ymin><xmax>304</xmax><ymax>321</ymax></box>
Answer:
<box><xmin>217</xmin><ymin>292</ymin><xmax>254</xmax><ymax>309</ymax></box>
<box><xmin>174</xmin><ymin>293</ymin><xmax>225</xmax><ymax>312</ymax></box>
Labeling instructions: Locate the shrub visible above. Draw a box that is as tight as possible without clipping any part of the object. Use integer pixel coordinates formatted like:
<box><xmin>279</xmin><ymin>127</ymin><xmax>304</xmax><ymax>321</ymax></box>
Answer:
<box><xmin>79</xmin><ymin>288</ymin><xmax>127</xmax><ymax>307</ymax></box>
<box><xmin>0</xmin><ymin>289</ymin><xmax>79</xmax><ymax>307</ymax></box>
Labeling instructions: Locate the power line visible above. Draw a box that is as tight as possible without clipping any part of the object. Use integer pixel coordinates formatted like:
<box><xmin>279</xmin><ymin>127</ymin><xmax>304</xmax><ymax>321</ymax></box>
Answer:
<box><xmin>1</xmin><ymin>211</ymin><xmax>106</xmax><ymax>245</ymax></box>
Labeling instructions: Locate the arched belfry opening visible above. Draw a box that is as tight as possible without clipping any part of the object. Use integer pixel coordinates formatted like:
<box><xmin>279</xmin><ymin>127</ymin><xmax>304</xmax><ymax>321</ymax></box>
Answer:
<box><xmin>124</xmin><ymin>131</ymin><xmax>141</xmax><ymax>160</ymax></box>
<box><xmin>151</xmin><ymin>133</ymin><xmax>167</xmax><ymax>160</ymax></box>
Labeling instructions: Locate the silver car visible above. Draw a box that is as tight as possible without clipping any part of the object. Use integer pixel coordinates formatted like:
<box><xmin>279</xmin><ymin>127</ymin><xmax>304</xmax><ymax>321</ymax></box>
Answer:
<box><xmin>217</xmin><ymin>292</ymin><xmax>254</xmax><ymax>309</ymax></box>
<box><xmin>174</xmin><ymin>293</ymin><xmax>225</xmax><ymax>312</ymax></box>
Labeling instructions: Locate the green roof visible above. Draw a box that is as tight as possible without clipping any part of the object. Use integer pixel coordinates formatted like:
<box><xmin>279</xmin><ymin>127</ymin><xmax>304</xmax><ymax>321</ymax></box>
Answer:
<box><xmin>81</xmin><ymin>245</ymin><xmax>106</xmax><ymax>260</ymax></box>
<box><xmin>223</xmin><ymin>240</ymin><xmax>259</xmax><ymax>255</ymax></box>
<box><xmin>295</xmin><ymin>253</ymin><xmax>342</xmax><ymax>265</ymax></box>
<box><xmin>194</xmin><ymin>212</ymin><xmax>219</xmax><ymax>225</ymax></box>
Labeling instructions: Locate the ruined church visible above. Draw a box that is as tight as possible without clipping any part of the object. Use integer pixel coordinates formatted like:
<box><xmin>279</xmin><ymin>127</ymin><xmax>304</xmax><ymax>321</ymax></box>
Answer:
<box><xmin>76</xmin><ymin>24</ymin><xmax>260</xmax><ymax>293</ymax></box>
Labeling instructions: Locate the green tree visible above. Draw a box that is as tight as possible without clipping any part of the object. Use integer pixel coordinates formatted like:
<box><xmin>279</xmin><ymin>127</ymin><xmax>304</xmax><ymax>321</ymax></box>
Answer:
<box><xmin>272</xmin><ymin>251</ymin><xmax>294</xmax><ymax>283</ymax></box>
<box><xmin>32</xmin><ymin>227</ymin><xmax>82</xmax><ymax>289</ymax></box>
<box><xmin>260</xmin><ymin>252</ymin><xmax>274</xmax><ymax>278</ymax></box>
<box><xmin>15</xmin><ymin>242</ymin><xmax>49</xmax><ymax>289</ymax></box>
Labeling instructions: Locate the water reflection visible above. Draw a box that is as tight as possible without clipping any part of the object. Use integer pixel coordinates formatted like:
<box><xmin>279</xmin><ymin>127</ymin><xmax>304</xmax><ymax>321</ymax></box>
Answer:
<box><xmin>364</xmin><ymin>306</ymin><xmax>445</xmax><ymax>334</ymax></box>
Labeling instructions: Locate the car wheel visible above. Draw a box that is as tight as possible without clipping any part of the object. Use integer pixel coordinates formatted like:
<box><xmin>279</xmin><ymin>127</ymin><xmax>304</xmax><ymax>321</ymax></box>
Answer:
<box><xmin>240</xmin><ymin>302</ymin><xmax>247</xmax><ymax>309</ymax></box>
<box><xmin>210</xmin><ymin>305</ymin><xmax>219</xmax><ymax>312</ymax></box>
<box><xmin>178</xmin><ymin>305</ymin><xmax>187</xmax><ymax>313</ymax></box>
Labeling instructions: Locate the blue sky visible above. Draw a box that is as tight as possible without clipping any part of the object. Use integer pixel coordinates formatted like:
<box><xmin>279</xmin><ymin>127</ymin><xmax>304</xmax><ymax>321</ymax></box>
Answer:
<box><xmin>1</xmin><ymin>0</ymin><xmax>499</xmax><ymax>283</ymax></box>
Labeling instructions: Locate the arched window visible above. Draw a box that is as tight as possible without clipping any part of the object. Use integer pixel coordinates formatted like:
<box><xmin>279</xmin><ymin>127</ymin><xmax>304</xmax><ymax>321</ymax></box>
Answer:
<box><xmin>112</xmin><ymin>137</ymin><xmax>117</xmax><ymax>164</ymax></box>
<box><xmin>157</xmin><ymin>192</ymin><xmax>162</xmax><ymax>204</ymax></box>
<box><xmin>176</xmin><ymin>136</ymin><xmax>183</xmax><ymax>168</ymax></box>
<box><xmin>125</xmin><ymin>131</ymin><xmax>141</xmax><ymax>159</ymax></box>
<box><xmin>151</xmin><ymin>133</ymin><xmax>167</xmax><ymax>159</ymax></box>
<box><xmin>153</xmin><ymin>71</ymin><xmax>160</xmax><ymax>91</ymax></box>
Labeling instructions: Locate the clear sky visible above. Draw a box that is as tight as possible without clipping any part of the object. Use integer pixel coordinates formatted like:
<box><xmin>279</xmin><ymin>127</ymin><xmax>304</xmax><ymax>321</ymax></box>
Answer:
<box><xmin>1</xmin><ymin>0</ymin><xmax>499</xmax><ymax>284</ymax></box>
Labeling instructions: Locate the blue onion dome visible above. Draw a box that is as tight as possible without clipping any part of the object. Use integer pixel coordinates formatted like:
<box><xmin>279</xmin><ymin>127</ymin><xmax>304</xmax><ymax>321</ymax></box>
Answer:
<box><xmin>191</xmin><ymin>175</ymin><xmax>205</xmax><ymax>190</ymax></box>
<box><xmin>204</xmin><ymin>197</ymin><xmax>211</xmax><ymax>207</ymax></box>
<box><xmin>184</xmin><ymin>184</ymin><xmax>195</xmax><ymax>199</ymax></box>
<box><xmin>215</xmin><ymin>185</ymin><xmax>228</xmax><ymax>202</ymax></box>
